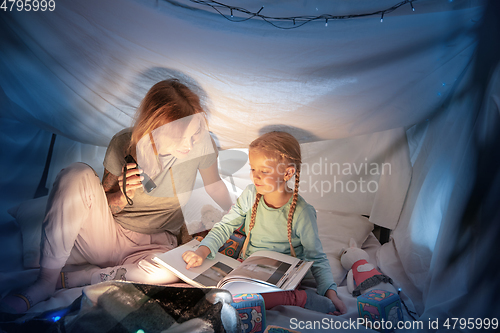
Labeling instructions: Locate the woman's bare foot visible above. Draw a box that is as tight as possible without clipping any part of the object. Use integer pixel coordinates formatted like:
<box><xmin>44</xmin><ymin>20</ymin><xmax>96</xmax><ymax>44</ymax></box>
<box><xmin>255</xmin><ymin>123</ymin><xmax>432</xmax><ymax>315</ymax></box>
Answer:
<box><xmin>0</xmin><ymin>267</ymin><xmax>60</xmax><ymax>314</ymax></box>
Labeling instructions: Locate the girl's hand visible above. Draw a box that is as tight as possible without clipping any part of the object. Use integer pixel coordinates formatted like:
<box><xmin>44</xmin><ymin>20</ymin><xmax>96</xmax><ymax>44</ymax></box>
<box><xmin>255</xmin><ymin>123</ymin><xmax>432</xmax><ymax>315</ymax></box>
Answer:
<box><xmin>182</xmin><ymin>246</ymin><xmax>211</xmax><ymax>269</ymax></box>
<box><xmin>117</xmin><ymin>163</ymin><xmax>143</xmax><ymax>199</ymax></box>
<box><xmin>326</xmin><ymin>289</ymin><xmax>347</xmax><ymax>315</ymax></box>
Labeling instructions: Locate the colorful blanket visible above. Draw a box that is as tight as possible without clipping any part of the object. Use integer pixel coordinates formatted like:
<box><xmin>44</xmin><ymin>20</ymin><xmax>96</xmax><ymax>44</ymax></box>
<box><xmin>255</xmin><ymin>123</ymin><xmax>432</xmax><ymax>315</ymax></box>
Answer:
<box><xmin>0</xmin><ymin>281</ymin><xmax>241</xmax><ymax>333</ymax></box>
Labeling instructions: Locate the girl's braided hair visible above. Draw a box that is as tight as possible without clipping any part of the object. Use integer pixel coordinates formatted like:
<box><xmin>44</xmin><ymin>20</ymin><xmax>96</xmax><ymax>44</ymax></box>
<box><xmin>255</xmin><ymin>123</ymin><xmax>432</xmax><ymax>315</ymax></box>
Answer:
<box><xmin>241</xmin><ymin>131</ymin><xmax>301</xmax><ymax>258</ymax></box>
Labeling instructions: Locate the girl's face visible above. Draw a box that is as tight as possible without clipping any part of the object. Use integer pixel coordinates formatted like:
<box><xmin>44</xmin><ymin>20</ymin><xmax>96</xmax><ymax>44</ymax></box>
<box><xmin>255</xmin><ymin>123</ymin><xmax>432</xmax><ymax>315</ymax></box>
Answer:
<box><xmin>249</xmin><ymin>150</ymin><xmax>290</xmax><ymax>195</ymax></box>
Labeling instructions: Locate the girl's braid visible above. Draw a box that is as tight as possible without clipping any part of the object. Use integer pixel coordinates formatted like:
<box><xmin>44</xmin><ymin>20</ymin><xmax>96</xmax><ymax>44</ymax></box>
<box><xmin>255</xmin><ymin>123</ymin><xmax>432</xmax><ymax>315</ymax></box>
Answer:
<box><xmin>286</xmin><ymin>169</ymin><xmax>300</xmax><ymax>257</ymax></box>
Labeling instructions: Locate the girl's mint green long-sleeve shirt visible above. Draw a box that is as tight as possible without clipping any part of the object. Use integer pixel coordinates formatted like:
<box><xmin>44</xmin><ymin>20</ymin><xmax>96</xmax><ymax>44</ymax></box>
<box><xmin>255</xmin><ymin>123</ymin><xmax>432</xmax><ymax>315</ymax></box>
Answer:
<box><xmin>199</xmin><ymin>184</ymin><xmax>337</xmax><ymax>296</ymax></box>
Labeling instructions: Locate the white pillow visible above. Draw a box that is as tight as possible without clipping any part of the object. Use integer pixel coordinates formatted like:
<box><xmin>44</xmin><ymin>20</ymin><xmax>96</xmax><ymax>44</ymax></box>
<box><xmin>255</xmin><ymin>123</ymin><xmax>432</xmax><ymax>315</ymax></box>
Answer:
<box><xmin>8</xmin><ymin>196</ymin><xmax>48</xmax><ymax>268</ymax></box>
<box><xmin>300</xmin><ymin>128</ymin><xmax>412</xmax><ymax>230</ymax></box>
<box><xmin>315</xmin><ymin>210</ymin><xmax>374</xmax><ymax>285</ymax></box>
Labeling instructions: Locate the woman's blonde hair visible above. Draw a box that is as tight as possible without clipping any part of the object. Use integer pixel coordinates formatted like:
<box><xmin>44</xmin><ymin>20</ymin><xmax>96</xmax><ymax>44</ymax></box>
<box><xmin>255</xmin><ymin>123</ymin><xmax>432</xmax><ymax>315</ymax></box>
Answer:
<box><xmin>242</xmin><ymin>131</ymin><xmax>302</xmax><ymax>258</ymax></box>
<box><xmin>130</xmin><ymin>79</ymin><xmax>206</xmax><ymax>150</ymax></box>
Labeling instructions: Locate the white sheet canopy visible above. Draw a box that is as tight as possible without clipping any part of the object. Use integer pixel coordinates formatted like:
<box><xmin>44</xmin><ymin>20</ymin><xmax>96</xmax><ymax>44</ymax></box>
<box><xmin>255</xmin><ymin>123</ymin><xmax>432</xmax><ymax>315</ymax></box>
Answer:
<box><xmin>1</xmin><ymin>0</ymin><xmax>498</xmax><ymax>328</ymax></box>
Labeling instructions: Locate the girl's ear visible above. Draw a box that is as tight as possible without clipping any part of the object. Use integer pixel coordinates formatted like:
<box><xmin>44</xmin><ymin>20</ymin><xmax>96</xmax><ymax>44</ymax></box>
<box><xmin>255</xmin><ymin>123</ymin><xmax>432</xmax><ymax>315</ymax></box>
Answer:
<box><xmin>284</xmin><ymin>166</ymin><xmax>296</xmax><ymax>180</ymax></box>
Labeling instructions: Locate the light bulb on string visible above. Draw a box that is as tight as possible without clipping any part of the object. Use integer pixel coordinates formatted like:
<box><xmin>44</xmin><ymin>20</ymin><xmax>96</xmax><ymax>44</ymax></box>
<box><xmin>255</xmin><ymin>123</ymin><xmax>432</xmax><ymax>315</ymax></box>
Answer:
<box><xmin>177</xmin><ymin>0</ymin><xmax>423</xmax><ymax>30</ymax></box>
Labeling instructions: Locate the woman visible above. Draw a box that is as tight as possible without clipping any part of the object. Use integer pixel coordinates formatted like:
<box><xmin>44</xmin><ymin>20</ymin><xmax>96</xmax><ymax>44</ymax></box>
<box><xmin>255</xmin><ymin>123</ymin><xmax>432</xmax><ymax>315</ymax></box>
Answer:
<box><xmin>1</xmin><ymin>79</ymin><xmax>233</xmax><ymax>313</ymax></box>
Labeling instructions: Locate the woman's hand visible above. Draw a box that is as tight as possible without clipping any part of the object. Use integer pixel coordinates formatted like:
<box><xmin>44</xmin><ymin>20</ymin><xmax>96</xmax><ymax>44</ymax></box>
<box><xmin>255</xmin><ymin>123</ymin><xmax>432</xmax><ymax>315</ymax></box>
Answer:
<box><xmin>326</xmin><ymin>289</ymin><xmax>347</xmax><ymax>315</ymax></box>
<box><xmin>117</xmin><ymin>163</ymin><xmax>143</xmax><ymax>200</ymax></box>
<box><xmin>182</xmin><ymin>246</ymin><xmax>211</xmax><ymax>269</ymax></box>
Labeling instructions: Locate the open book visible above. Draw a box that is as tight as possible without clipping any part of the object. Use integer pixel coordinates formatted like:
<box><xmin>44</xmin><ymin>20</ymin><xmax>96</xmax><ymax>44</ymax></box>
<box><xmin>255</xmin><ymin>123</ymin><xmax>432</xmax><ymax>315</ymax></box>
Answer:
<box><xmin>153</xmin><ymin>239</ymin><xmax>313</xmax><ymax>295</ymax></box>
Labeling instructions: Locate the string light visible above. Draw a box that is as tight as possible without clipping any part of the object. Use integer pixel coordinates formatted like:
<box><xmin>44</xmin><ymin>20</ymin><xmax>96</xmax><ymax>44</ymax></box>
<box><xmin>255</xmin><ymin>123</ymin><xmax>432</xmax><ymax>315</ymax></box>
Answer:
<box><xmin>41</xmin><ymin>308</ymin><xmax>70</xmax><ymax>323</ymax></box>
<box><xmin>163</xmin><ymin>0</ymin><xmax>420</xmax><ymax>29</ymax></box>
<box><xmin>398</xmin><ymin>288</ymin><xmax>418</xmax><ymax>321</ymax></box>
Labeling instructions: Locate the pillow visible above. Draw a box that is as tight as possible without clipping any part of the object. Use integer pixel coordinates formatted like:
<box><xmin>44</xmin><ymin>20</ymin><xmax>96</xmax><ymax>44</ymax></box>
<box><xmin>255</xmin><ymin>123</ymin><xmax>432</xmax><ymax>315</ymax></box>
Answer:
<box><xmin>315</xmin><ymin>209</ymin><xmax>374</xmax><ymax>286</ymax></box>
<box><xmin>8</xmin><ymin>196</ymin><xmax>48</xmax><ymax>268</ymax></box>
<box><xmin>300</xmin><ymin>128</ymin><xmax>412</xmax><ymax>231</ymax></box>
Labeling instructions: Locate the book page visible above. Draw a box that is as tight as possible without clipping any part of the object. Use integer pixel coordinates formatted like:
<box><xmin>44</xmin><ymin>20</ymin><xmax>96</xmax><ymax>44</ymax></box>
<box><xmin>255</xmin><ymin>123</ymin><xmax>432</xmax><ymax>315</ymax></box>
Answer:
<box><xmin>153</xmin><ymin>239</ymin><xmax>313</xmax><ymax>294</ymax></box>
<box><xmin>192</xmin><ymin>260</ymin><xmax>234</xmax><ymax>287</ymax></box>
<box><xmin>217</xmin><ymin>280</ymin><xmax>283</xmax><ymax>295</ymax></box>
<box><xmin>280</xmin><ymin>260</ymin><xmax>313</xmax><ymax>290</ymax></box>
<box><xmin>248</xmin><ymin>250</ymin><xmax>300</xmax><ymax>261</ymax></box>
<box><xmin>219</xmin><ymin>250</ymin><xmax>312</xmax><ymax>291</ymax></box>
<box><xmin>152</xmin><ymin>239</ymin><xmax>240</xmax><ymax>288</ymax></box>
<box><xmin>222</xmin><ymin>256</ymin><xmax>292</xmax><ymax>288</ymax></box>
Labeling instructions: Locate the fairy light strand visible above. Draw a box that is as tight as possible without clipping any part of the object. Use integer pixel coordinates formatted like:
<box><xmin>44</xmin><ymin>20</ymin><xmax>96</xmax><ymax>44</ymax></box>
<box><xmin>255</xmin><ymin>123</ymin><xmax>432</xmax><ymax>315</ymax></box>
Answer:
<box><xmin>164</xmin><ymin>0</ymin><xmax>418</xmax><ymax>29</ymax></box>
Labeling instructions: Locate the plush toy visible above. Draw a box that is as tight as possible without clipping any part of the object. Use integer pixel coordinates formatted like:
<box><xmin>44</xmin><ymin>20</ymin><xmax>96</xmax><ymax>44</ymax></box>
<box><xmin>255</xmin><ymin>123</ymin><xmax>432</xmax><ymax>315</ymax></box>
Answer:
<box><xmin>200</xmin><ymin>204</ymin><xmax>225</xmax><ymax>230</ymax></box>
<box><xmin>180</xmin><ymin>205</ymin><xmax>225</xmax><ymax>244</ymax></box>
<box><xmin>340</xmin><ymin>238</ymin><xmax>396</xmax><ymax>297</ymax></box>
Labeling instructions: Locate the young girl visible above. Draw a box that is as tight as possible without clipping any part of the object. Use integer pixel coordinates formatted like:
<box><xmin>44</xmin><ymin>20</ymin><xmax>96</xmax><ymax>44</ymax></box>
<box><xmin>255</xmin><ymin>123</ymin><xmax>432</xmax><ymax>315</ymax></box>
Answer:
<box><xmin>182</xmin><ymin>131</ymin><xmax>347</xmax><ymax>315</ymax></box>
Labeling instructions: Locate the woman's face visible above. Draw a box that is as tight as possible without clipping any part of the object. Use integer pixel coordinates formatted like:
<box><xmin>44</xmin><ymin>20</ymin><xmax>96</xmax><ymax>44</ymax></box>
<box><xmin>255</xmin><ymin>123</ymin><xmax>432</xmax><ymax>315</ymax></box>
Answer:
<box><xmin>156</xmin><ymin>116</ymin><xmax>203</xmax><ymax>160</ymax></box>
